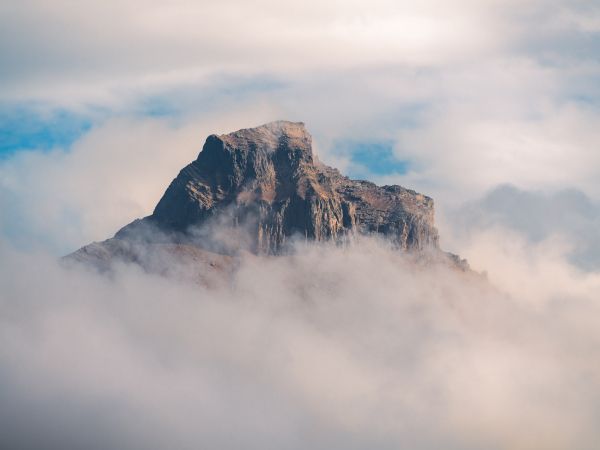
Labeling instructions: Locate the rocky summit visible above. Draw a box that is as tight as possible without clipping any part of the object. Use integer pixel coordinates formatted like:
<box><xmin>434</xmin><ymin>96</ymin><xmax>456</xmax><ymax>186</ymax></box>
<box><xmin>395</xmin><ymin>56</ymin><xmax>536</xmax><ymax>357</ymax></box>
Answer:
<box><xmin>67</xmin><ymin>121</ymin><xmax>467</xmax><ymax>273</ymax></box>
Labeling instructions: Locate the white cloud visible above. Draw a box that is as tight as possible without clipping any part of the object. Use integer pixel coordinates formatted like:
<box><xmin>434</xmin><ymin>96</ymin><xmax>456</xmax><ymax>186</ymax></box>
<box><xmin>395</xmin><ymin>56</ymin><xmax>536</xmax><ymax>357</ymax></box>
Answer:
<box><xmin>439</xmin><ymin>184</ymin><xmax>600</xmax><ymax>270</ymax></box>
<box><xmin>394</xmin><ymin>103</ymin><xmax>600</xmax><ymax>200</ymax></box>
<box><xmin>1</xmin><ymin>0</ymin><xmax>594</xmax><ymax>105</ymax></box>
<box><xmin>2</xmin><ymin>233</ymin><xmax>600</xmax><ymax>449</ymax></box>
<box><xmin>2</xmin><ymin>0</ymin><xmax>599</xmax><ymax>210</ymax></box>
<box><xmin>0</xmin><ymin>118</ymin><xmax>196</xmax><ymax>253</ymax></box>
<box><xmin>0</xmin><ymin>108</ymin><xmax>285</xmax><ymax>253</ymax></box>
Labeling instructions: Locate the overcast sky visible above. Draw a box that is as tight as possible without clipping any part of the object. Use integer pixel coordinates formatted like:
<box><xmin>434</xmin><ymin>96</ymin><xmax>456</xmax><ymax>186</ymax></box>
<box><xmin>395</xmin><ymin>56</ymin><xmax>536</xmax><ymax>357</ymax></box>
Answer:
<box><xmin>1</xmin><ymin>1</ymin><xmax>599</xmax><ymax>193</ymax></box>
<box><xmin>0</xmin><ymin>0</ymin><xmax>598</xmax><ymax>263</ymax></box>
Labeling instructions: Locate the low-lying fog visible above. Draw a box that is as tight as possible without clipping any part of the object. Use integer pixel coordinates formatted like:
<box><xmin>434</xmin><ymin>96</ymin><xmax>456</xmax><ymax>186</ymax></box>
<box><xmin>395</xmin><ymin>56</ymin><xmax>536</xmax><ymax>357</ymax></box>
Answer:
<box><xmin>2</xmin><ymin>225</ymin><xmax>599</xmax><ymax>449</ymax></box>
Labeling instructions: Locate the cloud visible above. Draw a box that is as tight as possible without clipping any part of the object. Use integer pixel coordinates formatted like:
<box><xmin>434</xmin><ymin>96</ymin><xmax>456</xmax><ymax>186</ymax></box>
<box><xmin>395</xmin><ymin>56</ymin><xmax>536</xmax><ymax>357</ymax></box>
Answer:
<box><xmin>0</xmin><ymin>0</ymin><xmax>501</xmax><ymax>102</ymax></box>
<box><xmin>1</xmin><ymin>0</ymin><xmax>597</xmax><ymax>106</ymax></box>
<box><xmin>442</xmin><ymin>184</ymin><xmax>600</xmax><ymax>270</ymax></box>
<box><xmin>0</xmin><ymin>104</ymin><xmax>293</xmax><ymax>254</ymax></box>
<box><xmin>0</xmin><ymin>117</ymin><xmax>199</xmax><ymax>253</ymax></box>
<box><xmin>366</xmin><ymin>63</ymin><xmax>600</xmax><ymax>205</ymax></box>
<box><xmin>1</xmin><ymin>231</ymin><xmax>600</xmax><ymax>449</ymax></box>
<box><xmin>1</xmin><ymin>0</ymin><xmax>599</xmax><ymax>211</ymax></box>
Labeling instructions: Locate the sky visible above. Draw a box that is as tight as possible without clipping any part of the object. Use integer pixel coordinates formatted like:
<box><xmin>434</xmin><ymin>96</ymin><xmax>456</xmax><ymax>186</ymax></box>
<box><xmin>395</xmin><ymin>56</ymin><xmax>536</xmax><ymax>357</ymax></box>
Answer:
<box><xmin>1</xmin><ymin>0</ymin><xmax>600</xmax><ymax>255</ymax></box>
<box><xmin>1</xmin><ymin>1</ymin><xmax>600</xmax><ymax>449</ymax></box>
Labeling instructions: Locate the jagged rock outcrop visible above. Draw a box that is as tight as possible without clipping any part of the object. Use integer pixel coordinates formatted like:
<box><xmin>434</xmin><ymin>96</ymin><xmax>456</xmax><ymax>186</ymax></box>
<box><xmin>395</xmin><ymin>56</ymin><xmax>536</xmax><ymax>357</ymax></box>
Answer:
<box><xmin>67</xmin><ymin>121</ymin><xmax>466</xmax><ymax>273</ymax></box>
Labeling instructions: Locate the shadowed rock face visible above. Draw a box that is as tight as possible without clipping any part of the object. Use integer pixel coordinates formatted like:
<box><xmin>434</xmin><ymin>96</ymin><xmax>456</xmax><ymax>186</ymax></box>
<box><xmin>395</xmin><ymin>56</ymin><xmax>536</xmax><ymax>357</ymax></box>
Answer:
<box><xmin>67</xmin><ymin>121</ymin><xmax>467</xmax><ymax>276</ymax></box>
<box><xmin>116</xmin><ymin>120</ymin><xmax>438</xmax><ymax>254</ymax></box>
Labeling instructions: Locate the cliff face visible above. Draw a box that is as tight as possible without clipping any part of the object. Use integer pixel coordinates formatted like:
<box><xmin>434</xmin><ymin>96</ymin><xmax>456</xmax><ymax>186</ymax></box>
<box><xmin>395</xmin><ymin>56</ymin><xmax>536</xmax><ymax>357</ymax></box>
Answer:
<box><xmin>68</xmin><ymin>121</ymin><xmax>463</xmax><ymax>274</ymax></box>
<box><xmin>115</xmin><ymin>121</ymin><xmax>438</xmax><ymax>254</ymax></box>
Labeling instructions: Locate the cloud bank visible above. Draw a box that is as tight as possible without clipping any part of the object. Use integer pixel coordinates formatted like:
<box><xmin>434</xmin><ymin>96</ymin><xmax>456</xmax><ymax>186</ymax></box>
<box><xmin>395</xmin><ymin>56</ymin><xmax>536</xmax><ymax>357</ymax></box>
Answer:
<box><xmin>2</xmin><ymin>233</ymin><xmax>600</xmax><ymax>450</ymax></box>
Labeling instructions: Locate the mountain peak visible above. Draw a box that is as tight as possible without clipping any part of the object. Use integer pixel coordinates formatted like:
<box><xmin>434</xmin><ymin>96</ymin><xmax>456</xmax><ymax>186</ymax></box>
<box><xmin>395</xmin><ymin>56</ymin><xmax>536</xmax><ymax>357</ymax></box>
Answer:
<box><xmin>222</xmin><ymin>120</ymin><xmax>308</xmax><ymax>141</ymax></box>
<box><xmin>131</xmin><ymin>120</ymin><xmax>440</xmax><ymax>254</ymax></box>
<box><xmin>67</xmin><ymin>121</ymin><xmax>469</xmax><ymax>272</ymax></box>
<box><xmin>205</xmin><ymin>120</ymin><xmax>312</xmax><ymax>160</ymax></box>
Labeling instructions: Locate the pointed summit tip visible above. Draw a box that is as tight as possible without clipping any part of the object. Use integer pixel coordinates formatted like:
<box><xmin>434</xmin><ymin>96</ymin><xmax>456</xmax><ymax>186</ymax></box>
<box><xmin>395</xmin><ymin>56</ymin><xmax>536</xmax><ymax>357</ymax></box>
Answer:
<box><xmin>227</xmin><ymin>120</ymin><xmax>307</xmax><ymax>136</ymax></box>
<box><xmin>261</xmin><ymin>120</ymin><xmax>307</xmax><ymax>134</ymax></box>
<box><xmin>216</xmin><ymin>120</ymin><xmax>312</xmax><ymax>153</ymax></box>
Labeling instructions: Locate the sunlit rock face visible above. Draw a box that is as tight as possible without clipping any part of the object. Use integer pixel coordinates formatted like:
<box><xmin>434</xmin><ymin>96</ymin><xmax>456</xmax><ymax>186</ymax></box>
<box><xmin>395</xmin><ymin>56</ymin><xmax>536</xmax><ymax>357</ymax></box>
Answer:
<box><xmin>119</xmin><ymin>120</ymin><xmax>439</xmax><ymax>253</ymax></box>
<box><xmin>68</xmin><ymin>121</ymin><xmax>466</xmax><ymax>274</ymax></box>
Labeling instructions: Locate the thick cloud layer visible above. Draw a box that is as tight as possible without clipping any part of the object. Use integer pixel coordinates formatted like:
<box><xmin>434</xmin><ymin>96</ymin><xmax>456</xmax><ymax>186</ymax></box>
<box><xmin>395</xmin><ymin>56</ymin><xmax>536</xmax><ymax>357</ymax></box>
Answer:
<box><xmin>1</xmin><ymin>0</ymin><xmax>598</xmax><ymax>104</ymax></box>
<box><xmin>1</xmin><ymin>233</ymin><xmax>600</xmax><ymax>450</ymax></box>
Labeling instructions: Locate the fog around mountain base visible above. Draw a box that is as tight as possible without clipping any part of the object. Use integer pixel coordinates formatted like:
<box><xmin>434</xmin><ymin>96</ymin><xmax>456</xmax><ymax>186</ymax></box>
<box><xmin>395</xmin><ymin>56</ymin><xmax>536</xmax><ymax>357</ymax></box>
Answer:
<box><xmin>1</xmin><ymin>231</ymin><xmax>600</xmax><ymax>450</ymax></box>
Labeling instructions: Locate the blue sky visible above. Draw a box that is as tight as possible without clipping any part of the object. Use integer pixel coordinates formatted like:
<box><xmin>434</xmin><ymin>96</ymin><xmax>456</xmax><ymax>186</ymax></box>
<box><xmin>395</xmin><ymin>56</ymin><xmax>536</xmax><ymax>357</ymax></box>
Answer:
<box><xmin>0</xmin><ymin>106</ymin><xmax>94</xmax><ymax>156</ymax></box>
<box><xmin>339</xmin><ymin>140</ymin><xmax>410</xmax><ymax>178</ymax></box>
